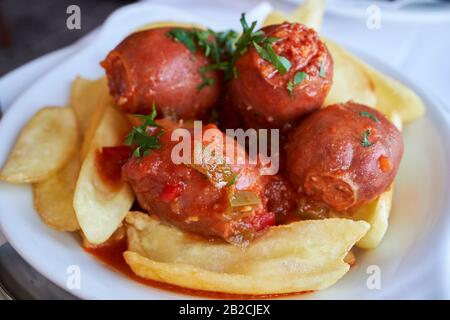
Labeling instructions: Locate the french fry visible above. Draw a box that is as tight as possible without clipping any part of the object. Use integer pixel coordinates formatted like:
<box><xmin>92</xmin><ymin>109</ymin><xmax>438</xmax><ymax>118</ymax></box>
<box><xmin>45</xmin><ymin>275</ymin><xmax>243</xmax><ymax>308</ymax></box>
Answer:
<box><xmin>137</xmin><ymin>21</ymin><xmax>203</xmax><ymax>31</ymax></box>
<box><xmin>324</xmin><ymin>41</ymin><xmax>377</xmax><ymax>107</ymax></box>
<box><xmin>79</xmin><ymin>79</ymin><xmax>112</xmax><ymax>160</ymax></box>
<box><xmin>353</xmin><ymin>188</ymin><xmax>392</xmax><ymax>249</ymax></box>
<box><xmin>33</xmin><ymin>154</ymin><xmax>81</xmax><ymax>232</ymax></box>
<box><xmin>73</xmin><ymin>104</ymin><xmax>134</xmax><ymax>244</ymax></box>
<box><xmin>124</xmin><ymin>212</ymin><xmax>369</xmax><ymax>294</ymax></box>
<box><xmin>291</xmin><ymin>0</ymin><xmax>325</xmax><ymax>31</ymax></box>
<box><xmin>0</xmin><ymin>107</ymin><xmax>78</xmax><ymax>183</ymax></box>
<box><xmin>324</xmin><ymin>40</ymin><xmax>425</xmax><ymax>122</ymax></box>
<box><xmin>70</xmin><ymin>76</ymin><xmax>108</xmax><ymax>136</ymax></box>
<box><xmin>264</xmin><ymin>0</ymin><xmax>324</xmax><ymax>31</ymax></box>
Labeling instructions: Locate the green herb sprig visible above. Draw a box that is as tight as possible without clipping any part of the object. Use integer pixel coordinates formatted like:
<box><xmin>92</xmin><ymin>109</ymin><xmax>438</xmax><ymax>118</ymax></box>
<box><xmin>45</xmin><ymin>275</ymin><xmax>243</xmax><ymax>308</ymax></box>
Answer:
<box><xmin>168</xmin><ymin>14</ymin><xmax>293</xmax><ymax>87</ymax></box>
<box><xmin>124</xmin><ymin>103</ymin><xmax>164</xmax><ymax>158</ymax></box>
<box><xmin>226</xmin><ymin>13</ymin><xmax>290</xmax><ymax>79</ymax></box>
<box><xmin>168</xmin><ymin>28</ymin><xmax>238</xmax><ymax>89</ymax></box>
<box><xmin>359</xmin><ymin>111</ymin><xmax>380</xmax><ymax>123</ymax></box>
<box><xmin>287</xmin><ymin>71</ymin><xmax>307</xmax><ymax>96</ymax></box>
<box><xmin>319</xmin><ymin>62</ymin><xmax>326</xmax><ymax>78</ymax></box>
<box><xmin>361</xmin><ymin>129</ymin><xmax>375</xmax><ymax>148</ymax></box>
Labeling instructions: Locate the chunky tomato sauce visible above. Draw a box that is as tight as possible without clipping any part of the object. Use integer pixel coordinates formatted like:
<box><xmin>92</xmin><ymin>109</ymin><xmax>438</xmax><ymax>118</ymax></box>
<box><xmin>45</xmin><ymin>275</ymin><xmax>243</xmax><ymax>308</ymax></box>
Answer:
<box><xmin>84</xmin><ymin>238</ymin><xmax>312</xmax><ymax>299</ymax></box>
<box><xmin>95</xmin><ymin>146</ymin><xmax>131</xmax><ymax>188</ymax></box>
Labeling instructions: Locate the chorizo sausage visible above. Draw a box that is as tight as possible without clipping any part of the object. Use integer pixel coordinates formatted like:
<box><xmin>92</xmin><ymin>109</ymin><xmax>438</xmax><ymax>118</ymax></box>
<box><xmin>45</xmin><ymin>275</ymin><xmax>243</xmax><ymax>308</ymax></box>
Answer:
<box><xmin>122</xmin><ymin>119</ymin><xmax>275</xmax><ymax>244</ymax></box>
<box><xmin>226</xmin><ymin>22</ymin><xmax>333</xmax><ymax>130</ymax></box>
<box><xmin>285</xmin><ymin>102</ymin><xmax>403</xmax><ymax>212</ymax></box>
<box><xmin>101</xmin><ymin>27</ymin><xmax>221</xmax><ymax>119</ymax></box>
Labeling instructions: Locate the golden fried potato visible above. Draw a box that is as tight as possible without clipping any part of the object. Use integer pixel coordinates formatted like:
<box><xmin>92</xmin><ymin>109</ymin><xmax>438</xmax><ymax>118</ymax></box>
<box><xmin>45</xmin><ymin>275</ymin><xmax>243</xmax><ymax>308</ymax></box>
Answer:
<box><xmin>33</xmin><ymin>154</ymin><xmax>81</xmax><ymax>231</ymax></box>
<box><xmin>324</xmin><ymin>41</ymin><xmax>377</xmax><ymax>107</ymax></box>
<box><xmin>124</xmin><ymin>212</ymin><xmax>369</xmax><ymax>295</ymax></box>
<box><xmin>345</xmin><ymin>52</ymin><xmax>425</xmax><ymax>123</ymax></box>
<box><xmin>137</xmin><ymin>21</ymin><xmax>203</xmax><ymax>31</ymax></box>
<box><xmin>0</xmin><ymin>107</ymin><xmax>78</xmax><ymax>183</ymax></box>
<box><xmin>264</xmin><ymin>0</ymin><xmax>324</xmax><ymax>31</ymax></box>
<box><xmin>352</xmin><ymin>188</ymin><xmax>392</xmax><ymax>249</ymax></box>
<box><xmin>291</xmin><ymin>0</ymin><xmax>325</xmax><ymax>31</ymax></box>
<box><xmin>70</xmin><ymin>77</ymin><xmax>107</xmax><ymax>135</ymax></box>
<box><xmin>325</xmin><ymin>41</ymin><xmax>425</xmax><ymax>122</ymax></box>
<box><xmin>73</xmin><ymin>104</ymin><xmax>134</xmax><ymax>244</ymax></box>
<box><xmin>80</xmin><ymin>79</ymin><xmax>113</xmax><ymax>160</ymax></box>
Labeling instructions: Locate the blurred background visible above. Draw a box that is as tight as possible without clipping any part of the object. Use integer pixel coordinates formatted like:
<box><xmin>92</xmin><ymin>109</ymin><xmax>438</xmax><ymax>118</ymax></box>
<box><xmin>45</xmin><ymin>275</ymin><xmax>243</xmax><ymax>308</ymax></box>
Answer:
<box><xmin>1</xmin><ymin>0</ymin><xmax>449</xmax><ymax>101</ymax></box>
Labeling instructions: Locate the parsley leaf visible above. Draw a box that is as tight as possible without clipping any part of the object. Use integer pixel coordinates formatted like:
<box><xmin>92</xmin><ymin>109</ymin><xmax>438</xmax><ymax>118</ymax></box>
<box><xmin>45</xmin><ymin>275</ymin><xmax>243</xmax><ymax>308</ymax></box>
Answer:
<box><xmin>168</xmin><ymin>27</ymin><xmax>238</xmax><ymax>90</ymax></box>
<box><xmin>124</xmin><ymin>103</ymin><xmax>164</xmax><ymax>158</ymax></box>
<box><xmin>359</xmin><ymin>111</ymin><xmax>380</xmax><ymax>123</ymax></box>
<box><xmin>226</xmin><ymin>173</ymin><xmax>239</xmax><ymax>187</ymax></box>
<box><xmin>319</xmin><ymin>62</ymin><xmax>326</xmax><ymax>78</ymax></box>
<box><xmin>225</xmin><ymin>13</ymin><xmax>292</xmax><ymax>79</ymax></box>
<box><xmin>167</xmin><ymin>28</ymin><xmax>197</xmax><ymax>53</ymax></box>
<box><xmin>361</xmin><ymin>129</ymin><xmax>375</xmax><ymax>147</ymax></box>
<box><xmin>287</xmin><ymin>71</ymin><xmax>307</xmax><ymax>96</ymax></box>
<box><xmin>254</xmin><ymin>42</ymin><xmax>291</xmax><ymax>75</ymax></box>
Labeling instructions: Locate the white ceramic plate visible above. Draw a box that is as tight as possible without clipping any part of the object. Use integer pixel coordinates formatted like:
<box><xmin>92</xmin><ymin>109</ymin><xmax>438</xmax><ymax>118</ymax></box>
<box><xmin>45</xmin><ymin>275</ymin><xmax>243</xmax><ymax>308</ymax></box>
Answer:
<box><xmin>0</xmin><ymin>2</ymin><xmax>449</xmax><ymax>299</ymax></box>
<box><xmin>285</xmin><ymin>0</ymin><xmax>450</xmax><ymax>23</ymax></box>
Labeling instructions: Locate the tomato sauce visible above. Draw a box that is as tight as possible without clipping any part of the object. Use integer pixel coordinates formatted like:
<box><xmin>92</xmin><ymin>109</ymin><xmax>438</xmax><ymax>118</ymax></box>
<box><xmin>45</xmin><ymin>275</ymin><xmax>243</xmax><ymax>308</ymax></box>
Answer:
<box><xmin>95</xmin><ymin>146</ymin><xmax>131</xmax><ymax>188</ymax></box>
<box><xmin>84</xmin><ymin>238</ymin><xmax>313</xmax><ymax>299</ymax></box>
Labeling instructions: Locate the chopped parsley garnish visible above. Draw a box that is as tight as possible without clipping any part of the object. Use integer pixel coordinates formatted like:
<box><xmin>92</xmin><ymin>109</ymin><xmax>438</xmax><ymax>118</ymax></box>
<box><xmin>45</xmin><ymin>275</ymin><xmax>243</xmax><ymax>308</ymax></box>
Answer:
<box><xmin>287</xmin><ymin>71</ymin><xmax>307</xmax><ymax>96</ymax></box>
<box><xmin>226</xmin><ymin>13</ymin><xmax>290</xmax><ymax>79</ymax></box>
<box><xmin>167</xmin><ymin>28</ymin><xmax>197</xmax><ymax>53</ymax></box>
<box><xmin>168</xmin><ymin>13</ymin><xmax>293</xmax><ymax>87</ymax></box>
<box><xmin>361</xmin><ymin>129</ymin><xmax>375</xmax><ymax>147</ymax></box>
<box><xmin>168</xmin><ymin>27</ymin><xmax>238</xmax><ymax>90</ymax></box>
<box><xmin>227</xmin><ymin>173</ymin><xmax>239</xmax><ymax>187</ymax></box>
<box><xmin>255</xmin><ymin>42</ymin><xmax>291</xmax><ymax>74</ymax></box>
<box><xmin>124</xmin><ymin>103</ymin><xmax>163</xmax><ymax>158</ymax></box>
<box><xmin>319</xmin><ymin>62</ymin><xmax>326</xmax><ymax>78</ymax></box>
<box><xmin>359</xmin><ymin>111</ymin><xmax>380</xmax><ymax>123</ymax></box>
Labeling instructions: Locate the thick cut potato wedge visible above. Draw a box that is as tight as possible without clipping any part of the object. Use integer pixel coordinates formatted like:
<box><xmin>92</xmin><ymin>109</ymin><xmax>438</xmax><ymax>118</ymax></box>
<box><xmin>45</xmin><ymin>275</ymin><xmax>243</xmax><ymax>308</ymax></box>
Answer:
<box><xmin>70</xmin><ymin>77</ymin><xmax>108</xmax><ymax>136</ymax></box>
<box><xmin>264</xmin><ymin>0</ymin><xmax>324</xmax><ymax>31</ymax></box>
<box><xmin>0</xmin><ymin>107</ymin><xmax>78</xmax><ymax>183</ymax></box>
<box><xmin>324</xmin><ymin>41</ymin><xmax>377</xmax><ymax>107</ymax></box>
<box><xmin>73</xmin><ymin>104</ymin><xmax>134</xmax><ymax>244</ymax></box>
<box><xmin>352</xmin><ymin>189</ymin><xmax>393</xmax><ymax>249</ymax></box>
<box><xmin>80</xmin><ymin>79</ymin><xmax>113</xmax><ymax>160</ymax></box>
<box><xmin>324</xmin><ymin>40</ymin><xmax>424</xmax><ymax>122</ymax></box>
<box><xmin>33</xmin><ymin>154</ymin><xmax>81</xmax><ymax>231</ymax></box>
<box><xmin>125</xmin><ymin>252</ymin><xmax>348</xmax><ymax>295</ymax></box>
<box><xmin>291</xmin><ymin>0</ymin><xmax>325</xmax><ymax>31</ymax></box>
<box><xmin>137</xmin><ymin>21</ymin><xmax>203</xmax><ymax>31</ymax></box>
<box><xmin>124</xmin><ymin>212</ymin><xmax>369</xmax><ymax>295</ymax></box>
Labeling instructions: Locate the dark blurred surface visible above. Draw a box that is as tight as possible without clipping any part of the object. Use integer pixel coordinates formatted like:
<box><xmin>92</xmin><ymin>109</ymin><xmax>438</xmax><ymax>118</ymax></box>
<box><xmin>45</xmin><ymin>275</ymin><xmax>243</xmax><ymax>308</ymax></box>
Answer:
<box><xmin>0</xmin><ymin>0</ymin><xmax>136</xmax><ymax>76</ymax></box>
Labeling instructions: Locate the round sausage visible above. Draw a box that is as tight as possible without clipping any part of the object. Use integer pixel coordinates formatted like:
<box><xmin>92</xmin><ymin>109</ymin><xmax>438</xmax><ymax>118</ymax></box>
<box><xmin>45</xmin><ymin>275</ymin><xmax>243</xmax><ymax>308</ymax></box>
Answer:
<box><xmin>122</xmin><ymin>119</ymin><xmax>275</xmax><ymax>244</ymax></box>
<box><xmin>101</xmin><ymin>27</ymin><xmax>221</xmax><ymax>119</ymax></box>
<box><xmin>285</xmin><ymin>102</ymin><xmax>403</xmax><ymax>212</ymax></box>
<box><xmin>226</xmin><ymin>22</ymin><xmax>333</xmax><ymax>130</ymax></box>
